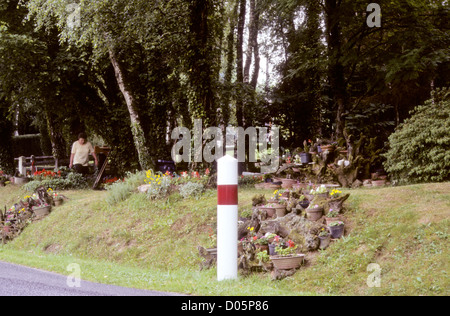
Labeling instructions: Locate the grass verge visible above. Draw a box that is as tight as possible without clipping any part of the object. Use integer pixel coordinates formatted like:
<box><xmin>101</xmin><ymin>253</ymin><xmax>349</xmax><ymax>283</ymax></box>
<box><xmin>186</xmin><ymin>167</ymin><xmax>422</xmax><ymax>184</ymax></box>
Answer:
<box><xmin>0</xmin><ymin>182</ymin><xmax>449</xmax><ymax>295</ymax></box>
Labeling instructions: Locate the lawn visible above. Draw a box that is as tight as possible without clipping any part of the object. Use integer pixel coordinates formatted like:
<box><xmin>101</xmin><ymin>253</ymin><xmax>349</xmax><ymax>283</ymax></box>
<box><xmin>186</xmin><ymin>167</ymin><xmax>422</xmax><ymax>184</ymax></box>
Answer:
<box><xmin>0</xmin><ymin>182</ymin><xmax>448</xmax><ymax>296</ymax></box>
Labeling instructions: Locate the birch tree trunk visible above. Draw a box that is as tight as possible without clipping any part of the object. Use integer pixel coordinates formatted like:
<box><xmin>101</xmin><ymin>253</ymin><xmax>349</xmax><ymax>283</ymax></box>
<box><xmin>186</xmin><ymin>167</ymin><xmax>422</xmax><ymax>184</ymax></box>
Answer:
<box><xmin>108</xmin><ymin>47</ymin><xmax>153</xmax><ymax>171</ymax></box>
<box><xmin>236</xmin><ymin>0</ymin><xmax>246</xmax><ymax>127</ymax></box>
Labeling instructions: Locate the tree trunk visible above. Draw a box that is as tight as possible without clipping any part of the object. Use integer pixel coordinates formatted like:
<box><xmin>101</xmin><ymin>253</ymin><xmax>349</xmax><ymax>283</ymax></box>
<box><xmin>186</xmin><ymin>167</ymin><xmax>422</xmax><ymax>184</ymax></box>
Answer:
<box><xmin>236</xmin><ymin>0</ymin><xmax>246</xmax><ymax>127</ymax></box>
<box><xmin>108</xmin><ymin>47</ymin><xmax>153</xmax><ymax>171</ymax></box>
<box><xmin>250</xmin><ymin>0</ymin><xmax>260</xmax><ymax>90</ymax></box>
<box><xmin>325</xmin><ymin>0</ymin><xmax>347</xmax><ymax>141</ymax></box>
<box><xmin>222</xmin><ymin>0</ymin><xmax>239</xmax><ymax>127</ymax></box>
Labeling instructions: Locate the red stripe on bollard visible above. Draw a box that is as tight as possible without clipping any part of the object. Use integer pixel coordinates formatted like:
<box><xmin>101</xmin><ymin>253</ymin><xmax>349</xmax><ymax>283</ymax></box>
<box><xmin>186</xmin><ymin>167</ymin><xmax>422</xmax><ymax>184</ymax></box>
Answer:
<box><xmin>217</xmin><ymin>185</ymin><xmax>238</xmax><ymax>205</ymax></box>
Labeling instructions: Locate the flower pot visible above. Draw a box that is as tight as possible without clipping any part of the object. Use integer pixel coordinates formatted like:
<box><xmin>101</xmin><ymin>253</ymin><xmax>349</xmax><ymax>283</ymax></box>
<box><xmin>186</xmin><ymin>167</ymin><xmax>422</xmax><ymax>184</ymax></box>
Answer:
<box><xmin>275</xmin><ymin>207</ymin><xmax>286</xmax><ymax>218</ymax></box>
<box><xmin>314</xmin><ymin>192</ymin><xmax>329</xmax><ymax>199</ymax></box>
<box><xmin>319</xmin><ymin>235</ymin><xmax>331</xmax><ymax>250</ymax></box>
<box><xmin>325</xmin><ymin>216</ymin><xmax>342</xmax><ymax>226</ymax></box>
<box><xmin>268</xmin><ymin>244</ymin><xmax>277</xmax><ymax>256</ymax></box>
<box><xmin>256</xmin><ymin>244</ymin><xmax>269</xmax><ymax>253</ymax></box>
<box><xmin>329</xmin><ymin>224</ymin><xmax>345</xmax><ymax>239</ymax></box>
<box><xmin>299</xmin><ymin>200</ymin><xmax>310</xmax><ymax>209</ymax></box>
<box><xmin>33</xmin><ymin>205</ymin><xmax>51</xmax><ymax>218</ymax></box>
<box><xmin>300</xmin><ymin>153</ymin><xmax>312</xmax><ymax>164</ymax></box>
<box><xmin>54</xmin><ymin>199</ymin><xmax>63</xmax><ymax>206</ymax></box>
<box><xmin>270</xmin><ymin>254</ymin><xmax>305</xmax><ymax>270</ymax></box>
<box><xmin>306</xmin><ymin>207</ymin><xmax>323</xmax><ymax>221</ymax></box>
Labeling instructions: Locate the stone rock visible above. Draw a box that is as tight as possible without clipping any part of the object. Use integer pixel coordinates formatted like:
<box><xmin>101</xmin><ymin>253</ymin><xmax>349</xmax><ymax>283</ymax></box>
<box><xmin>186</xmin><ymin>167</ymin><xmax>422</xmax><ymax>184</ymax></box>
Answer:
<box><xmin>137</xmin><ymin>184</ymin><xmax>152</xmax><ymax>193</ymax></box>
<box><xmin>352</xmin><ymin>179</ymin><xmax>363</xmax><ymax>188</ymax></box>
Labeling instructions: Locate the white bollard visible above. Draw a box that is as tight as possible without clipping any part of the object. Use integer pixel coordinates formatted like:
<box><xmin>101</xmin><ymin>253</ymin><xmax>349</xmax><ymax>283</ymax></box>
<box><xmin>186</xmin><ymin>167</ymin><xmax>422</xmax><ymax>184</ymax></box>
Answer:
<box><xmin>216</xmin><ymin>155</ymin><xmax>238</xmax><ymax>281</ymax></box>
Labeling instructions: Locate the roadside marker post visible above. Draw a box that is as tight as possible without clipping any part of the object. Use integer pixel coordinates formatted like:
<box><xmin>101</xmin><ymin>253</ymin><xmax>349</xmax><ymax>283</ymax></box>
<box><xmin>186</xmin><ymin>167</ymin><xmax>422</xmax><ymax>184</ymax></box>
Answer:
<box><xmin>216</xmin><ymin>155</ymin><xmax>238</xmax><ymax>281</ymax></box>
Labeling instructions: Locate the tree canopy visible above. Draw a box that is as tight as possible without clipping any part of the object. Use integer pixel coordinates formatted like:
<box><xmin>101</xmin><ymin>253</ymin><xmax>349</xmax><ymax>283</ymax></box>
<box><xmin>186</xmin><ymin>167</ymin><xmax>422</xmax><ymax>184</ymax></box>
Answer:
<box><xmin>1</xmin><ymin>0</ymin><xmax>449</xmax><ymax>177</ymax></box>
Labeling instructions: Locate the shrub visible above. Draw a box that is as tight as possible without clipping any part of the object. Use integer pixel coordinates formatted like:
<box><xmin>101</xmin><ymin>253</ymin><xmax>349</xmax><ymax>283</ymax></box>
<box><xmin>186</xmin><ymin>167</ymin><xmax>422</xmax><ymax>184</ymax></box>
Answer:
<box><xmin>23</xmin><ymin>172</ymin><xmax>88</xmax><ymax>191</ymax></box>
<box><xmin>383</xmin><ymin>88</ymin><xmax>450</xmax><ymax>184</ymax></box>
<box><xmin>146</xmin><ymin>174</ymin><xmax>172</xmax><ymax>200</ymax></box>
<box><xmin>179</xmin><ymin>181</ymin><xmax>205</xmax><ymax>199</ymax></box>
<box><xmin>105</xmin><ymin>180</ymin><xmax>133</xmax><ymax>205</ymax></box>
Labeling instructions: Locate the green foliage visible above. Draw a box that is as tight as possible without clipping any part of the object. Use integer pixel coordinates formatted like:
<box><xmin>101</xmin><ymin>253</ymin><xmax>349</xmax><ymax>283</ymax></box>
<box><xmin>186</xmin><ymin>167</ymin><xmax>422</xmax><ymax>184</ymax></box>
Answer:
<box><xmin>145</xmin><ymin>174</ymin><xmax>172</xmax><ymax>200</ymax></box>
<box><xmin>23</xmin><ymin>172</ymin><xmax>88</xmax><ymax>191</ymax></box>
<box><xmin>179</xmin><ymin>181</ymin><xmax>205</xmax><ymax>199</ymax></box>
<box><xmin>384</xmin><ymin>88</ymin><xmax>450</xmax><ymax>184</ymax></box>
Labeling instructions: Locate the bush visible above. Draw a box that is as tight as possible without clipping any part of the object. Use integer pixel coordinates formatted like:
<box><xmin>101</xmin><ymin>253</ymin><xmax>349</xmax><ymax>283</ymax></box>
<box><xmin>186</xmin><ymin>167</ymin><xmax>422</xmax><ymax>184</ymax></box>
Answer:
<box><xmin>383</xmin><ymin>88</ymin><xmax>450</xmax><ymax>184</ymax></box>
<box><xmin>23</xmin><ymin>172</ymin><xmax>88</xmax><ymax>191</ymax></box>
<box><xmin>179</xmin><ymin>182</ymin><xmax>205</xmax><ymax>199</ymax></box>
<box><xmin>105</xmin><ymin>180</ymin><xmax>133</xmax><ymax>205</ymax></box>
<box><xmin>146</xmin><ymin>174</ymin><xmax>172</xmax><ymax>200</ymax></box>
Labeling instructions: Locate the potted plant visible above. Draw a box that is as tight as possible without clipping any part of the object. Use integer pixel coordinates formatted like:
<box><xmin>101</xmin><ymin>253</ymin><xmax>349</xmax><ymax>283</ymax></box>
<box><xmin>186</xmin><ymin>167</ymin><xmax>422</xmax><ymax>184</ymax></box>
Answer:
<box><xmin>329</xmin><ymin>188</ymin><xmax>343</xmax><ymax>199</ymax></box>
<box><xmin>328</xmin><ymin>221</ymin><xmax>345</xmax><ymax>239</ymax></box>
<box><xmin>318</xmin><ymin>228</ymin><xmax>331</xmax><ymax>250</ymax></box>
<box><xmin>310</xmin><ymin>184</ymin><xmax>329</xmax><ymax>199</ymax></box>
<box><xmin>306</xmin><ymin>204</ymin><xmax>323</xmax><ymax>221</ymax></box>
<box><xmin>325</xmin><ymin>209</ymin><xmax>342</xmax><ymax>226</ymax></box>
<box><xmin>50</xmin><ymin>191</ymin><xmax>64</xmax><ymax>206</ymax></box>
<box><xmin>32</xmin><ymin>203</ymin><xmax>52</xmax><ymax>219</ymax></box>
<box><xmin>258</xmin><ymin>203</ymin><xmax>286</xmax><ymax>219</ymax></box>
<box><xmin>268</xmin><ymin>235</ymin><xmax>283</xmax><ymax>255</ymax></box>
<box><xmin>254</xmin><ymin>236</ymin><xmax>270</xmax><ymax>253</ymax></box>
<box><xmin>298</xmin><ymin>195</ymin><xmax>310</xmax><ymax>209</ymax></box>
<box><xmin>270</xmin><ymin>240</ymin><xmax>305</xmax><ymax>270</ymax></box>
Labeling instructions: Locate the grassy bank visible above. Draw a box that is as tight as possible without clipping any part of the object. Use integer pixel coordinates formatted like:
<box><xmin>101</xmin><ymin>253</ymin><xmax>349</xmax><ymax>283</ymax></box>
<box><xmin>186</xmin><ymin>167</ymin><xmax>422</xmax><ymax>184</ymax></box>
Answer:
<box><xmin>0</xmin><ymin>182</ymin><xmax>449</xmax><ymax>295</ymax></box>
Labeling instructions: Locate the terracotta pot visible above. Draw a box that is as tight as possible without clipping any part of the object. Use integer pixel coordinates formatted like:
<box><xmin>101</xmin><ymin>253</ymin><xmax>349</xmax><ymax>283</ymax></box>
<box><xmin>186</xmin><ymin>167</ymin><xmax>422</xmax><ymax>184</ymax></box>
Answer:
<box><xmin>256</xmin><ymin>244</ymin><xmax>269</xmax><ymax>253</ymax></box>
<box><xmin>325</xmin><ymin>216</ymin><xmax>342</xmax><ymax>226</ymax></box>
<box><xmin>306</xmin><ymin>207</ymin><xmax>323</xmax><ymax>221</ymax></box>
<box><xmin>270</xmin><ymin>254</ymin><xmax>305</xmax><ymax>270</ymax></box>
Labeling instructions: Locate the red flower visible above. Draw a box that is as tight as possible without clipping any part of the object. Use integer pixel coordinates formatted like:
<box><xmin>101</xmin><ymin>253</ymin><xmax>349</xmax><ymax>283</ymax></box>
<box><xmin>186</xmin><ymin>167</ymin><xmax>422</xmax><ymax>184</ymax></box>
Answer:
<box><xmin>288</xmin><ymin>240</ymin><xmax>295</xmax><ymax>248</ymax></box>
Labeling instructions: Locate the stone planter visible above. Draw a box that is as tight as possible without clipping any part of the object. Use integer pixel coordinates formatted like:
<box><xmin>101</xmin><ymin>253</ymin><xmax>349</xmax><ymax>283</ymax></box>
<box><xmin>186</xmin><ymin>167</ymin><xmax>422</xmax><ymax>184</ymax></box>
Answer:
<box><xmin>33</xmin><ymin>205</ymin><xmax>51</xmax><ymax>219</ymax></box>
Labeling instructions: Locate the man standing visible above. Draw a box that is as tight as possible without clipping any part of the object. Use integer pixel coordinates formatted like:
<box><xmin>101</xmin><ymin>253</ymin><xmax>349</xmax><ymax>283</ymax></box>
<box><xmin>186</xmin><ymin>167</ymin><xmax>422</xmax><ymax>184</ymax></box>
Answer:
<box><xmin>69</xmin><ymin>132</ymin><xmax>98</xmax><ymax>174</ymax></box>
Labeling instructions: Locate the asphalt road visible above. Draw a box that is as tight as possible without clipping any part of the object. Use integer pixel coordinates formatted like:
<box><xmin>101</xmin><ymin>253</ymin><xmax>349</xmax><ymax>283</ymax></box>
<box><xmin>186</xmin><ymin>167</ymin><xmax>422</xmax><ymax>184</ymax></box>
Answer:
<box><xmin>0</xmin><ymin>261</ymin><xmax>182</xmax><ymax>296</ymax></box>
